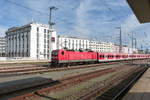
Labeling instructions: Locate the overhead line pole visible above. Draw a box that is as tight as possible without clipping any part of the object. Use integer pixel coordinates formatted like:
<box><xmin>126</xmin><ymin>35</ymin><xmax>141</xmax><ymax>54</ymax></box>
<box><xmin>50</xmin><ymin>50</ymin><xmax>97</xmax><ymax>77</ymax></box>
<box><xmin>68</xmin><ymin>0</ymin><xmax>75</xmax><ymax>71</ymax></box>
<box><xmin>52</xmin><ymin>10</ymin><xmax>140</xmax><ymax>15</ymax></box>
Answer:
<box><xmin>135</xmin><ymin>38</ymin><xmax>137</xmax><ymax>49</ymax></box>
<box><xmin>49</xmin><ymin>6</ymin><xmax>57</xmax><ymax>29</ymax></box>
<box><xmin>119</xmin><ymin>27</ymin><xmax>122</xmax><ymax>53</ymax></box>
<box><xmin>131</xmin><ymin>32</ymin><xmax>134</xmax><ymax>64</ymax></box>
<box><xmin>48</xmin><ymin>6</ymin><xmax>57</xmax><ymax>60</ymax></box>
<box><xmin>116</xmin><ymin>27</ymin><xmax>122</xmax><ymax>53</ymax></box>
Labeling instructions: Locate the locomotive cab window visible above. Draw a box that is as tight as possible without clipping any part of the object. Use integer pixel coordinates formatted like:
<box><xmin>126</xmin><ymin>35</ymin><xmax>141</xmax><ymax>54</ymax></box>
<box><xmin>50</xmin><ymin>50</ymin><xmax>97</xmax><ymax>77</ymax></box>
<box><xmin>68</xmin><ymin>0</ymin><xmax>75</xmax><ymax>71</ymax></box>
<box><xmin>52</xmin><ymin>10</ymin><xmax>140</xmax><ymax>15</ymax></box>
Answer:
<box><xmin>52</xmin><ymin>51</ymin><xmax>58</xmax><ymax>56</ymax></box>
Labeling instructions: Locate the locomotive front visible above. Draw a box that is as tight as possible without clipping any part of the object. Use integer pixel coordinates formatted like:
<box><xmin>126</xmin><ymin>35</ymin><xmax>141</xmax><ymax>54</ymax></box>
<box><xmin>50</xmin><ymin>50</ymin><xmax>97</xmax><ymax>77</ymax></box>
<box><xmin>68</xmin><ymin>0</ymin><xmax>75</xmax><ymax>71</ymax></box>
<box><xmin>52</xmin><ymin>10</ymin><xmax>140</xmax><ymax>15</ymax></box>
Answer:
<box><xmin>51</xmin><ymin>49</ymin><xmax>67</xmax><ymax>66</ymax></box>
<box><xmin>51</xmin><ymin>50</ymin><xmax>59</xmax><ymax>66</ymax></box>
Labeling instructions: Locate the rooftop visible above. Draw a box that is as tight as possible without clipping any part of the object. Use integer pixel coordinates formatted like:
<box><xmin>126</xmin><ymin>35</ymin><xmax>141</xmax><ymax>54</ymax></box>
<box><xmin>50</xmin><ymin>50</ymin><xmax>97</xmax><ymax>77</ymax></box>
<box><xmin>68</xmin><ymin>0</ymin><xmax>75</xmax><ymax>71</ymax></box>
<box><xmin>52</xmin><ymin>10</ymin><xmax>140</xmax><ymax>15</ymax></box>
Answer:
<box><xmin>58</xmin><ymin>35</ymin><xmax>89</xmax><ymax>40</ymax></box>
<box><xmin>6</xmin><ymin>22</ymin><xmax>55</xmax><ymax>34</ymax></box>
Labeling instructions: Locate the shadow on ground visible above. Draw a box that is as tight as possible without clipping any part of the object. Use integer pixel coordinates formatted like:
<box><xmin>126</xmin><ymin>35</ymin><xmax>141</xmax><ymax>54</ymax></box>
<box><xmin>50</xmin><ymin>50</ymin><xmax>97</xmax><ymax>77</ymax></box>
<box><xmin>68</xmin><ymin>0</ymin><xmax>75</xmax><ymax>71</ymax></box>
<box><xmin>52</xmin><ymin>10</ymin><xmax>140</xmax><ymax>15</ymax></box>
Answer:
<box><xmin>35</xmin><ymin>92</ymin><xmax>58</xmax><ymax>100</ymax></box>
<box><xmin>0</xmin><ymin>77</ymin><xmax>60</xmax><ymax>100</ymax></box>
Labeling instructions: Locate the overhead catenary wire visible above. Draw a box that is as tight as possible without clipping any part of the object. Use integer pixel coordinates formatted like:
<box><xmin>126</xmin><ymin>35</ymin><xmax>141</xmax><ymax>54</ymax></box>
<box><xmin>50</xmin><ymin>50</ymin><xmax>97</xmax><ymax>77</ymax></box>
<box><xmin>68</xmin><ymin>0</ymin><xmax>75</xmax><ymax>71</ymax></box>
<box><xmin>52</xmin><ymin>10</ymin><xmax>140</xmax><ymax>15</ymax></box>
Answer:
<box><xmin>4</xmin><ymin>0</ymin><xmax>144</xmax><ymax>49</ymax></box>
<box><xmin>5</xmin><ymin>0</ymin><xmax>129</xmax><ymax>32</ymax></box>
<box><xmin>5</xmin><ymin>0</ymin><xmax>48</xmax><ymax>15</ymax></box>
<box><xmin>100</xmin><ymin>0</ymin><xmax>123</xmax><ymax>24</ymax></box>
<box><xmin>99</xmin><ymin>0</ymin><xmax>124</xmax><ymax>45</ymax></box>
<box><xmin>99</xmin><ymin>0</ymin><xmax>138</xmax><ymax>49</ymax></box>
<box><xmin>5</xmin><ymin>0</ymin><xmax>75</xmax><ymax>26</ymax></box>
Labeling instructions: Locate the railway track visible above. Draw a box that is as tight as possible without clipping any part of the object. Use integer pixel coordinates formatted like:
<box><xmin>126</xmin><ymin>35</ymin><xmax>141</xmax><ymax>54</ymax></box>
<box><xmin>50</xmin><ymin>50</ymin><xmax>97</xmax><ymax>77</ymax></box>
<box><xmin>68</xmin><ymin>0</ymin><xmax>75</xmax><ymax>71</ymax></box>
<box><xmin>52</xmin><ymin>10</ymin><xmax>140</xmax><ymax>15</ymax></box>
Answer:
<box><xmin>77</xmin><ymin>66</ymin><xmax>148</xmax><ymax>100</ymax></box>
<box><xmin>0</xmin><ymin>61</ymin><xmax>130</xmax><ymax>77</ymax></box>
<box><xmin>0</xmin><ymin>66</ymin><xmax>126</xmax><ymax>100</ymax></box>
<box><xmin>98</xmin><ymin>67</ymin><xmax>148</xmax><ymax>100</ymax></box>
<box><xmin>0</xmin><ymin>67</ymin><xmax>47</xmax><ymax>73</ymax></box>
<box><xmin>0</xmin><ymin>61</ymin><xmax>148</xmax><ymax>100</ymax></box>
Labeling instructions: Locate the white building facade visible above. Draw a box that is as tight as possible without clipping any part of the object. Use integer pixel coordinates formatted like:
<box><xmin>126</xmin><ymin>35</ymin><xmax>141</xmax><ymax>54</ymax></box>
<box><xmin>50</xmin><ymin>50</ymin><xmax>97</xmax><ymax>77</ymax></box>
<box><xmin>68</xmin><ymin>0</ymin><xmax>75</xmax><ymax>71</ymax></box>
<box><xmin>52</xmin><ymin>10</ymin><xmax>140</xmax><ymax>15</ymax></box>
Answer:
<box><xmin>89</xmin><ymin>41</ymin><xmax>114</xmax><ymax>53</ymax></box>
<box><xmin>5</xmin><ymin>22</ymin><xmax>57</xmax><ymax>60</ymax></box>
<box><xmin>57</xmin><ymin>36</ymin><xmax>137</xmax><ymax>54</ymax></box>
<box><xmin>5</xmin><ymin>22</ymin><xmax>139</xmax><ymax>60</ymax></box>
<box><xmin>113</xmin><ymin>45</ymin><xmax>138</xmax><ymax>54</ymax></box>
<box><xmin>57</xmin><ymin>35</ymin><xmax>90</xmax><ymax>50</ymax></box>
<box><xmin>113</xmin><ymin>45</ymin><xmax>119</xmax><ymax>53</ymax></box>
<box><xmin>0</xmin><ymin>37</ymin><xmax>6</xmax><ymax>57</ymax></box>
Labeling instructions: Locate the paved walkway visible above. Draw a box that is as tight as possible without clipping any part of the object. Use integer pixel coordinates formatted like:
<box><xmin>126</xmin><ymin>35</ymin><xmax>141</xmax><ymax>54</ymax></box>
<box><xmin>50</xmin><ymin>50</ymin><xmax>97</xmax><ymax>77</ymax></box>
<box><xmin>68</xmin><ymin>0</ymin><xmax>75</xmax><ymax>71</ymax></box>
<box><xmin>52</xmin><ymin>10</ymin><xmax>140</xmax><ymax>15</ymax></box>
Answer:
<box><xmin>0</xmin><ymin>60</ymin><xmax>49</xmax><ymax>64</ymax></box>
<box><xmin>123</xmin><ymin>68</ymin><xmax>150</xmax><ymax>100</ymax></box>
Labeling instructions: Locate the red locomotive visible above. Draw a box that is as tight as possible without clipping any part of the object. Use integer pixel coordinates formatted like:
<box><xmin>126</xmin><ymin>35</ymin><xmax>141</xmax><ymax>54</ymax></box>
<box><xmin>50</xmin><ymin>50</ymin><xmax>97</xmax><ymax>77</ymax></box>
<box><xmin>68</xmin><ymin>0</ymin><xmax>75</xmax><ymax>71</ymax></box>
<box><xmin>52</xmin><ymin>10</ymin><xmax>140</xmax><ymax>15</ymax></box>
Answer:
<box><xmin>51</xmin><ymin>49</ymin><xmax>97</xmax><ymax>66</ymax></box>
<box><xmin>51</xmin><ymin>49</ymin><xmax>150</xmax><ymax>67</ymax></box>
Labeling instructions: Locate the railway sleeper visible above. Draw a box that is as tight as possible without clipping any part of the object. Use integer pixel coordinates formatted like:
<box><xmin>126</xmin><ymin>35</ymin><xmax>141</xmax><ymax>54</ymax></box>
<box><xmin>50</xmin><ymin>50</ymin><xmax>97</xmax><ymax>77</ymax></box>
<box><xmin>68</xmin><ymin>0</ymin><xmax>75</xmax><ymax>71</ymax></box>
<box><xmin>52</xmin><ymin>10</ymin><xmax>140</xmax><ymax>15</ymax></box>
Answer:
<box><xmin>95</xmin><ymin>67</ymin><xmax>148</xmax><ymax>100</ymax></box>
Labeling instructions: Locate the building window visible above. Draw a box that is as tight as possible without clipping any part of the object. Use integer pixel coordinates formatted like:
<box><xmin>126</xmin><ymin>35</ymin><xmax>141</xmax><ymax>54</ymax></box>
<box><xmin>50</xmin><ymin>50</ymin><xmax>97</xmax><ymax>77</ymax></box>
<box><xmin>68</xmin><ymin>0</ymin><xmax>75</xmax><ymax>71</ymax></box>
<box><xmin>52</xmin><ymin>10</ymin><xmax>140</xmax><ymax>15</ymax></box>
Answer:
<box><xmin>47</xmin><ymin>34</ymin><xmax>50</xmax><ymax>38</ymax></box>
<box><xmin>37</xmin><ymin>27</ymin><xmax>39</xmax><ymax>32</ymax></box>
<box><xmin>47</xmin><ymin>30</ymin><xmax>49</xmax><ymax>33</ymax></box>
<box><xmin>44</xmin><ymin>54</ymin><xmax>46</xmax><ymax>58</ymax></box>
<box><xmin>44</xmin><ymin>29</ymin><xmax>46</xmax><ymax>33</ymax></box>
<box><xmin>79</xmin><ymin>40</ymin><xmax>81</xmax><ymax>48</ymax></box>
<box><xmin>69</xmin><ymin>39</ymin><xmax>70</xmax><ymax>48</ymax></box>
<box><xmin>44</xmin><ymin>34</ymin><xmax>46</xmax><ymax>38</ymax></box>
<box><xmin>37</xmin><ymin>49</ymin><xmax>39</xmax><ymax>53</ymax></box>
<box><xmin>72</xmin><ymin>40</ymin><xmax>74</xmax><ymax>49</ymax></box>
<box><xmin>37</xmin><ymin>55</ymin><xmax>39</xmax><ymax>58</ymax></box>
<box><xmin>47</xmin><ymin>55</ymin><xmax>49</xmax><ymax>58</ymax></box>
<box><xmin>44</xmin><ymin>49</ymin><xmax>46</xmax><ymax>54</ymax></box>
<box><xmin>64</xmin><ymin>39</ymin><xmax>67</xmax><ymax>48</ymax></box>
<box><xmin>44</xmin><ymin>39</ymin><xmax>46</xmax><ymax>43</ymax></box>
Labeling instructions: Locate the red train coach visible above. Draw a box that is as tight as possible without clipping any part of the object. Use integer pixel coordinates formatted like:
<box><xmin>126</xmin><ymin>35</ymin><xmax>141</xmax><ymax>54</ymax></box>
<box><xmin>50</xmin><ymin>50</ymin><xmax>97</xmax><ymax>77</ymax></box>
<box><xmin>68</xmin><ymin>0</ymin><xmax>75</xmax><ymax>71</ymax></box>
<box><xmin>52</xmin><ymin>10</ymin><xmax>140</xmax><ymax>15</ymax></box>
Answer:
<box><xmin>97</xmin><ymin>53</ymin><xmax>129</xmax><ymax>62</ymax></box>
<box><xmin>51</xmin><ymin>49</ymin><xmax>150</xmax><ymax>67</ymax></box>
<box><xmin>97</xmin><ymin>53</ymin><xmax>115</xmax><ymax>62</ymax></box>
<box><xmin>52</xmin><ymin>49</ymin><xmax>97</xmax><ymax>66</ymax></box>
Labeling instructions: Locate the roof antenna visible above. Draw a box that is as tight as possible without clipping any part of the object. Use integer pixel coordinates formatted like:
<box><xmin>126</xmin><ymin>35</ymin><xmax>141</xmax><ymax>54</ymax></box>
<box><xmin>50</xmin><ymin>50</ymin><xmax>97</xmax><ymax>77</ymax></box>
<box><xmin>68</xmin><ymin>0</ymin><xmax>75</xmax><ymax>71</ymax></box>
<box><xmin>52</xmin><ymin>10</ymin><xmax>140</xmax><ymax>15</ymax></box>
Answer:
<box><xmin>31</xmin><ymin>17</ymin><xmax>35</xmax><ymax>23</ymax></box>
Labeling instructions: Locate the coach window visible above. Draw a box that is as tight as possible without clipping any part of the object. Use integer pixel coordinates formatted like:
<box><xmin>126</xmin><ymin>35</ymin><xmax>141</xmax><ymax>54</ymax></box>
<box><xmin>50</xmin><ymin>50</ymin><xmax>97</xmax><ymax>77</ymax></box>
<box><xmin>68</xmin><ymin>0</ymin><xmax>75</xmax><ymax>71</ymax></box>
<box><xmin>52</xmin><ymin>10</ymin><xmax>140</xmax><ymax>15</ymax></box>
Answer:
<box><xmin>100</xmin><ymin>55</ymin><xmax>104</xmax><ymax>58</ymax></box>
<box><xmin>107</xmin><ymin>55</ymin><xmax>110</xmax><ymax>58</ymax></box>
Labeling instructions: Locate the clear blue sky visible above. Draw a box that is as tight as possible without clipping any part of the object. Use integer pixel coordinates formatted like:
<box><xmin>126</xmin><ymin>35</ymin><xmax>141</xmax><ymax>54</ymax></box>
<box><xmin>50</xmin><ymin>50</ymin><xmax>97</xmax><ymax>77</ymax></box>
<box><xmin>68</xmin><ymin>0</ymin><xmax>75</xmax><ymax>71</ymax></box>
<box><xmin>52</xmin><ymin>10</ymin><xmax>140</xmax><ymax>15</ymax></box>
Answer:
<box><xmin>0</xmin><ymin>0</ymin><xmax>150</xmax><ymax>49</ymax></box>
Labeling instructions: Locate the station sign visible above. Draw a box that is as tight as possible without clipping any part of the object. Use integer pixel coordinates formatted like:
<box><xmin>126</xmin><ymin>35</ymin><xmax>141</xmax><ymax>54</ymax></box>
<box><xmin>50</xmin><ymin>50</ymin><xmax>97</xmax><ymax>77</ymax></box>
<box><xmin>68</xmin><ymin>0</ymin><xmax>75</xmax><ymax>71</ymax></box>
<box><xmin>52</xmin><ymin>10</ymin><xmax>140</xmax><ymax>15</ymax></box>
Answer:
<box><xmin>51</xmin><ymin>37</ymin><xmax>55</xmax><ymax>42</ymax></box>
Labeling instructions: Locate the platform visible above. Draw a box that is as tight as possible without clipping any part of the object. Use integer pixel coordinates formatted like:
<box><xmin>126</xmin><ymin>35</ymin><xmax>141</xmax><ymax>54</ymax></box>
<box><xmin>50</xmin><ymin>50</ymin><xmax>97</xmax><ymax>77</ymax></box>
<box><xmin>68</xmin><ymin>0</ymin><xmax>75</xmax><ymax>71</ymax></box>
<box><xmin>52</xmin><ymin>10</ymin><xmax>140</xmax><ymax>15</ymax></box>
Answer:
<box><xmin>123</xmin><ymin>68</ymin><xmax>150</xmax><ymax>100</ymax></box>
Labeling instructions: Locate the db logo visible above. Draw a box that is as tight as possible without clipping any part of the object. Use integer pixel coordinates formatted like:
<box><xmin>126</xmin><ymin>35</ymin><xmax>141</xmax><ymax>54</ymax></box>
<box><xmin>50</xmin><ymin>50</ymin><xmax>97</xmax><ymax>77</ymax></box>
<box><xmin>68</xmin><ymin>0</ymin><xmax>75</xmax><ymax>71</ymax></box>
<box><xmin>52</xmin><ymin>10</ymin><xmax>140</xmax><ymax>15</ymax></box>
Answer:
<box><xmin>51</xmin><ymin>37</ymin><xmax>55</xmax><ymax>42</ymax></box>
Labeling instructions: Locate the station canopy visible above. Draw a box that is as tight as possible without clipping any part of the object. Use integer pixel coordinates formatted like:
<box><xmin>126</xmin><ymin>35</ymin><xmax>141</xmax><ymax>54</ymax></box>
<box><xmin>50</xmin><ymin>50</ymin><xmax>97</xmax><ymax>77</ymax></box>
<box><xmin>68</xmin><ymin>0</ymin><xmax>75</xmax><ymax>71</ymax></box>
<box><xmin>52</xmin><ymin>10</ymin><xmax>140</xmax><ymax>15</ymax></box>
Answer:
<box><xmin>127</xmin><ymin>0</ymin><xmax>150</xmax><ymax>23</ymax></box>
